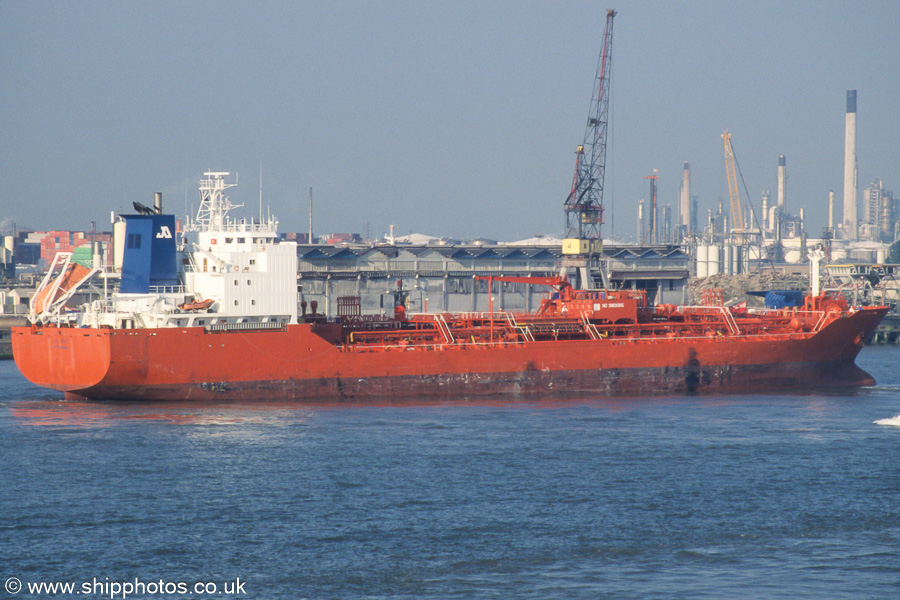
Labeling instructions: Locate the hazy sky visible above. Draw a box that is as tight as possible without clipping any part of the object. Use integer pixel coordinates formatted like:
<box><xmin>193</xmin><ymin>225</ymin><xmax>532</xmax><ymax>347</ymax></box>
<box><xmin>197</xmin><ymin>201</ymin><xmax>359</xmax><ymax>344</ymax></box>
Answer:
<box><xmin>2</xmin><ymin>0</ymin><xmax>898</xmax><ymax>242</ymax></box>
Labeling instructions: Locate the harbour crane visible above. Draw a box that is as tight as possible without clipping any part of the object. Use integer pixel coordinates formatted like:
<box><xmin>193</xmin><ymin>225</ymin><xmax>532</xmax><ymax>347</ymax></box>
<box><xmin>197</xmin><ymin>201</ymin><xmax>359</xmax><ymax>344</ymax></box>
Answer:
<box><xmin>722</xmin><ymin>130</ymin><xmax>745</xmax><ymax>236</ymax></box>
<box><xmin>562</xmin><ymin>8</ymin><xmax>616</xmax><ymax>287</ymax></box>
<box><xmin>722</xmin><ymin>130</ymin><xmax>769</xmax><ymax>272</ymax></box>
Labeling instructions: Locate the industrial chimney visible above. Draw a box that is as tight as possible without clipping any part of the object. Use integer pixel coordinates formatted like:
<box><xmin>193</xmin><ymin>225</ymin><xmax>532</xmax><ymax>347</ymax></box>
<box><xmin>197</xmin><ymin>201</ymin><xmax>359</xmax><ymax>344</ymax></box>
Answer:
<box><xmin>828</xmin><ymin>190</ymin><xmax>835</xmax><ymax>232</ymax></box>
<box><xmin>843</xmin><ymin>90</ymin><xmax>858</xmax><ymax>240</ymax></box>
<box><xmin>680</xmin><ymin>162</ymin><xmax>691</xmax><ymax>231</ymax></box>
<box><xmin>637</xmin><ymin>199</ymin><xmax>644</xmax><ymax>243</ymax></box>
<box><xmin>777</xmin><ymin>155</ymin><xmax>787</xmax><ymax>212</ymax></box>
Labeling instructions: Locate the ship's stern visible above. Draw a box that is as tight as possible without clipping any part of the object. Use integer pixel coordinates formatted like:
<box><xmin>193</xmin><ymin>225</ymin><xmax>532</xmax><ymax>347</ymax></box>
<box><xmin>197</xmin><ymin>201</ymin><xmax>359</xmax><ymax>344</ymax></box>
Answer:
<box><xmin>12</xmin><ymin>326</ymin><xmax>112</xmax><ymax>395</ymax></box>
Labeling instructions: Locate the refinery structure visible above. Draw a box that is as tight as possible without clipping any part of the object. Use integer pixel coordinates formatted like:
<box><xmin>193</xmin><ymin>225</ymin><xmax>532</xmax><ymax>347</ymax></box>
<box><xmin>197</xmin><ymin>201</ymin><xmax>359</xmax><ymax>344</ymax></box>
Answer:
<box><xmin>634</xmin><ymin>88</ymin><xmax>898</xmax><ymax>277</ymax></box>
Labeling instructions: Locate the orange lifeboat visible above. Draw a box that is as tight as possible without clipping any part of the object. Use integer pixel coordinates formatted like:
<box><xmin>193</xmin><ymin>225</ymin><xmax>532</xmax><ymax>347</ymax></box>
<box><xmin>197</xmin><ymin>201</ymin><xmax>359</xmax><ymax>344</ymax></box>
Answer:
<box><xmin>178</xmin><ymin>298</ymin><xmax>215</xmax><ymax>312</ymax></box>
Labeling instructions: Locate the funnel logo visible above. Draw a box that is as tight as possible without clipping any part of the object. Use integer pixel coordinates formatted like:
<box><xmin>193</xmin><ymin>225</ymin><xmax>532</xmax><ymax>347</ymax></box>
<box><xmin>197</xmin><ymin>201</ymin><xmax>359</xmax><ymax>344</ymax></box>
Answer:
<box><xmin>156</xmin><ymin>226</ymin><xmax>173</xmax><ymax>239</ymax></box>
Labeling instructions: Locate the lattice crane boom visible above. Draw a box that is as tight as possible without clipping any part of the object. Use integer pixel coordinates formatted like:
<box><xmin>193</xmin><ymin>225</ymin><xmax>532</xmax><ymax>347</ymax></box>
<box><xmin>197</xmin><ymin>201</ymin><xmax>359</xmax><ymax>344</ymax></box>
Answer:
<box><xmin>722</xmin><ymin>130</ymin><xmax>745</xmax><ymax>233</ymax></box>
<box><xmin>564</xmin><ymin>9</ymin><xmax>616</xmax><ymax>253</ymax></box>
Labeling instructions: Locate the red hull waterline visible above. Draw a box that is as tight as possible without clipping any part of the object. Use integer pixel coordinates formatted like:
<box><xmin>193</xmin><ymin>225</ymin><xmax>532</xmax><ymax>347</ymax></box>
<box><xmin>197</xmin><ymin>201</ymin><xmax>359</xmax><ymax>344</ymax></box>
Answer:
<box><xmin>12</xmin><ymin>306</ymin><xmax>887</xmax><ymax>402</ymax></box>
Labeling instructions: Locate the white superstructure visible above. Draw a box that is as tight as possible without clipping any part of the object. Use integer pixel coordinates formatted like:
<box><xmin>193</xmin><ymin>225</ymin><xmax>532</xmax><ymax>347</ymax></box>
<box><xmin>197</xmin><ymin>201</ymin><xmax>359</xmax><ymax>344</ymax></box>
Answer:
<box><xmin>37</xmin><ymin>171</ymin><xmax>298</xmax><ymax>330</ymax></box>
<box><xmin>181</xmin><ymin>172</ymin><xmax>298</xmax><ymax>323</ymax></box>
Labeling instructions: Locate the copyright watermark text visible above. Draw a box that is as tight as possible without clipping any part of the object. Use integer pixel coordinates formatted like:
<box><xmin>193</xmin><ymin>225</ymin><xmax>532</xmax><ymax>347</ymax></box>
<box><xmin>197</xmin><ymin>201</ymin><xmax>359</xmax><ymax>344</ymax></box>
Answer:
<box><xmin>4</xmin><ymin>576</ymin><xmax>247</xmax><ymax>598</ymax></box>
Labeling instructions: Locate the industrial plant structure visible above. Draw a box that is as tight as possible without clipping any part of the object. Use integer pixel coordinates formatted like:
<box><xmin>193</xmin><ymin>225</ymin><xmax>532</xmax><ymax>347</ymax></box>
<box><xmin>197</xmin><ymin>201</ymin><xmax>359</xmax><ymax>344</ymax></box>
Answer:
<box><xmin>629</xmin><ymin>88</ymin><xmax>897</xmax><ymax>278</ymax></box>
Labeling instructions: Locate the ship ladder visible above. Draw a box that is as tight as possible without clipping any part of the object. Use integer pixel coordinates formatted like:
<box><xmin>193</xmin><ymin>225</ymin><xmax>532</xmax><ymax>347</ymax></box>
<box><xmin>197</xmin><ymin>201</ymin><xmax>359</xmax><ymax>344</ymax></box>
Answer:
<box><xmin>581</xmin><ymin>313</ymin><xmax>602</xmax><ymax>340</ymax></box>
<box><xmin>134</xmin><ymin>312</ymin><xmax>149</xmax><ymax>329</ymax></box>
<box><xmin>185</xmin><ymin>250</ymin><xmax>201</xmax><ymax>274</ymax></box>
<box><xmin>505</xmin><ymin>314</ymin><xmax>535</xmax><ymax>342</ymax></box>
<box><xmin>432</xmin><ymin>313</ymin><xmax>455</xmax><ymax>344</ymax></box>
<box><xmin>718</xmin><ymin>307</ymin><xmax>741</xmax><ymax>336</ymax></box>
<box><xmin>811</xmin><ymin>311</ymin><xmax>828</xmax><ymax>332</ymax></box>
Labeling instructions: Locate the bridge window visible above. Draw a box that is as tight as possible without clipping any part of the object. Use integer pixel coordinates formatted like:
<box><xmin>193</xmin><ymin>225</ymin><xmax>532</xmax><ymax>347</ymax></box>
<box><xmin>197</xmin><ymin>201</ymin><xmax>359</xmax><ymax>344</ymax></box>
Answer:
<box><xmin>127</xmin><ymin>233</ymin><xmax>141</xmax><ymax>249</ymax></box>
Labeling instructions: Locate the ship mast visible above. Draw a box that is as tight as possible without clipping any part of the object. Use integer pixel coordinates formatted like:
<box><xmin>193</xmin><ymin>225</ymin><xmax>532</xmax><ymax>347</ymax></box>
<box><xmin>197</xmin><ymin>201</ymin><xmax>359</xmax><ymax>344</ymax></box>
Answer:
<box><xmin>191</xmin><ymin>171</ymin><xmax>240</xmax><ymax>232</ymax></box>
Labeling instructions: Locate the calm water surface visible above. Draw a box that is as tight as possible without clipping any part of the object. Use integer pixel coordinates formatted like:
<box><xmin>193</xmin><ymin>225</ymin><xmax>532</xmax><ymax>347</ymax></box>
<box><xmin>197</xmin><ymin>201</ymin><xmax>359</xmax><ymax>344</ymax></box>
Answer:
<box><xmin>2</xmin><ymin>348</ymin><xmax>900</xmax><ymax>599</ymax></box>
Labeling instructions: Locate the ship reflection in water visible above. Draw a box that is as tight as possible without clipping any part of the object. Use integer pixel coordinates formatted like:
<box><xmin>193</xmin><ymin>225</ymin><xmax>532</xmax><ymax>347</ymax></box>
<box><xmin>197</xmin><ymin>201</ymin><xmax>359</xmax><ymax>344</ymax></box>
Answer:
<box><xmin>9</xmin><ymin>400</ymin><xmax>316</xmax><ymax>429</ymax></box>
<box><xmin>8</xmin><ymin>386</ymin><xmax>869</xmax><ymax>430</ymax></box>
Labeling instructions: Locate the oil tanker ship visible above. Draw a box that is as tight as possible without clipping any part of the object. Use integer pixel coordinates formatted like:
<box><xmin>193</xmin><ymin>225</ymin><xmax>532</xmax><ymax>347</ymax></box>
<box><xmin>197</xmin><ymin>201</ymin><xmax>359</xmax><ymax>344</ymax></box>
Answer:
<box><xmin>13</xmin><ymin>172</ymin><xmax>888</xmax><ymax>402</ymax></box>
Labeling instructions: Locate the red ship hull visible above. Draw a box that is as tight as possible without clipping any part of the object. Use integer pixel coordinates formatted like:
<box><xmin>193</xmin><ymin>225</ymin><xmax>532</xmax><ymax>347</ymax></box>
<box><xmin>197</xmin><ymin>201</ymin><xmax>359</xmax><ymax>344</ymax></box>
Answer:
<box><xmin>12</xmin><ymin>305</ymin><xmax>887</xmax><ymax>402</ymax></box>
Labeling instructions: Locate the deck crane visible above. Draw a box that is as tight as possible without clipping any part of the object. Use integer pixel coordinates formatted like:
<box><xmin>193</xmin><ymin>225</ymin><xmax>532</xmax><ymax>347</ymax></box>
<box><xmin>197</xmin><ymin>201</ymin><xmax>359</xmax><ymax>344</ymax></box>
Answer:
<box><xmin>562</xmin><ymin>9</ymin><xmax>616</xmax><ymax>288</ymax></box>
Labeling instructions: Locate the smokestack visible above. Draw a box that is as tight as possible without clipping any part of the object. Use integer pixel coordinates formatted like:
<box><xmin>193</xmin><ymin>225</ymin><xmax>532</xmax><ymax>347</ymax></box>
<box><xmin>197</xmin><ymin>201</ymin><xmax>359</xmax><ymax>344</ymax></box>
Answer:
<box><xmin>680</xmin><ymin>162</ymin><xmax>691</xmax><ymax>230</ymax></box>
<box><xmin>662</xmin><ymin>205</ymin><xmax>671</xmax><ymax>244</ymax></box>
<box><xmin>828</xmin><ymin>190</ymin><xmax>834</xmax><ymax>231</ymax></box>
<box><xmin>777</xmin><ymin>155</ymin><xmax>786</xmax><ymax>211</ymax></box>
<box><xmin>761</xmin><ymin>191</ymin><xmax>770</xmax><ymax>231</ymax></box>
<box><xmin>649</xmin><ymin>171</ymin><xmax>658</xmax><ymax>245</ymax></box>
<box><xmin>154</xmin><ymin>192</ymin><xmax>162</xmax><ymax>214</ymax></box>
<box><xmin>843</xmin><ymin>90</ymin><xmax>858</xmax><ymax>240</ymax></box>
<box><xmin>637</xmin><ymin>199</ymin><xmax>644</xmax><ymax>243</ymax></box>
